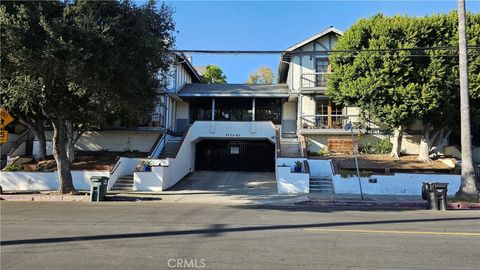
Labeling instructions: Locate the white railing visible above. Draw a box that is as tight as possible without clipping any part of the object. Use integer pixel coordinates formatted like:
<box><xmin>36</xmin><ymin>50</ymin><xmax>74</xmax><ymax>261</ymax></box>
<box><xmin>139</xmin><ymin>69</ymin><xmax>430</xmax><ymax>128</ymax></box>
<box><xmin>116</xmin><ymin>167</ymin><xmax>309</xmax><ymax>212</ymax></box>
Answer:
<box><xmin>300</xmin><ymin>114</ymin><xmax>363</xmax><ymax>130</ymax></box>
<box><xmin>300</xmin><ymin>72</ymin><xmax>330</xmax><ymax>88</ymax></box>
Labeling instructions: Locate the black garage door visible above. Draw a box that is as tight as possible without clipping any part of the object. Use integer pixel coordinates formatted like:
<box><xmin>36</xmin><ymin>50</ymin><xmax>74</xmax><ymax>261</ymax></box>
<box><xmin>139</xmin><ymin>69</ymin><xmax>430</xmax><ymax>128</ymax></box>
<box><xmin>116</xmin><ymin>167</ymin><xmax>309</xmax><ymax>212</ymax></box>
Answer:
<box><xmin>195</xmin><ymin>140</ymin><xmax>275</xmax><ymax>172</ymax></box>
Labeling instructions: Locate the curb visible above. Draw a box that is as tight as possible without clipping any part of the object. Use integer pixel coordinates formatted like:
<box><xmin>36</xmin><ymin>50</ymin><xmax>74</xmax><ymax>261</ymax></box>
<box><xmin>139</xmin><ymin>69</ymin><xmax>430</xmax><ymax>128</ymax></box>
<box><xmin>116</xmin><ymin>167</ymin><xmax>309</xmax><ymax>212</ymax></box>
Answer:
<box><xmin>0</xmin><ymin>194</ymin><xmax>90</xmax><ymax>202</ymax></box>
<box><xmin>447</xmin><ymin>202</ymin><xmax>480</xmax><ymax>209</ymax></box>
<box><xmin>295</xmin><ymin>200</ymin><xmax>427</xmax><ymax>208</ymax></box>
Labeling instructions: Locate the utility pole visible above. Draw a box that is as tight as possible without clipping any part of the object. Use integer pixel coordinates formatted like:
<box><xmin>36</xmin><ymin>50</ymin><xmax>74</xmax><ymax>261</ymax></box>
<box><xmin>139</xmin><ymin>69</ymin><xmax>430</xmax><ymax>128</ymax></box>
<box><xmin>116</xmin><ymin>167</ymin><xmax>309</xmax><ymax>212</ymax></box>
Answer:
<box><xmin>456</xmin><ymin>0</ymin><xmax>478</xmax><ymax>199</ymax></box>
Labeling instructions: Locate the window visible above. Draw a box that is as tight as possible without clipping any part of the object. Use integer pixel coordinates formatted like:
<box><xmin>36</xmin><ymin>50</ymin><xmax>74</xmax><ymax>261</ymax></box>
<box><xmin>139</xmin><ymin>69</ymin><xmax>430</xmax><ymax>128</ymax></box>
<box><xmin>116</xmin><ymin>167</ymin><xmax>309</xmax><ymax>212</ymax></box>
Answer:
<box><xmin>315</xmin><ymin>97</ymin><xmax>344</xmax><ymax>129</ymax></box>
<box><xmin>315</xmin><ymin>58</ymin><xmax>329</xmax><ymax>86</ymax></box>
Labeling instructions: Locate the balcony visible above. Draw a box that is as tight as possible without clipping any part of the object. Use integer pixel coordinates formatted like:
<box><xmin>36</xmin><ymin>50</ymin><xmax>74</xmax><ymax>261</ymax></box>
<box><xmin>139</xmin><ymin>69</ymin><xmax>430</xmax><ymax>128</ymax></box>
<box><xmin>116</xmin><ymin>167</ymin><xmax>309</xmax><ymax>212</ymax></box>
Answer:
<box><xmin>299</xmin><ymin>114</ymin><xmax>364</xmax><ymax>134</ymax></box>
<box><xmin>138</xmin><ymin>113</ymin><xmax>166</xmax><ymax>130</ymax></box>
<box><xmin>300</xmin><ymin>72</ymin><xmax>330</xmax><ymax>90</ymax></box>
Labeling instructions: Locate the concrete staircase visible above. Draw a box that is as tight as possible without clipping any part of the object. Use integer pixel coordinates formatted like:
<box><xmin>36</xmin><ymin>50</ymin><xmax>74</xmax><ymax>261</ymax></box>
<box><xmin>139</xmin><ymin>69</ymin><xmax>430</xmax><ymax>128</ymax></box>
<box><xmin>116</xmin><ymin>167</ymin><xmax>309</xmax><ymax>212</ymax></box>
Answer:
<box><xmin>280</xmin><ymin>138</ymin><xmax>301</xmax><ymax>157</ymax></box>
<box><xmin>309</xmin><ymin>176</ymin><xmax>335</xmax><ymax>194</ymax></box>
<box><xmin>159</xmin><ymin>136</ymin><xmax>182</xmax><ymax>159</ymax></box>
<box><xmin>111</xmin><ymin>175</ymin><xmax>134</xmax><ymax>191</ymax></box>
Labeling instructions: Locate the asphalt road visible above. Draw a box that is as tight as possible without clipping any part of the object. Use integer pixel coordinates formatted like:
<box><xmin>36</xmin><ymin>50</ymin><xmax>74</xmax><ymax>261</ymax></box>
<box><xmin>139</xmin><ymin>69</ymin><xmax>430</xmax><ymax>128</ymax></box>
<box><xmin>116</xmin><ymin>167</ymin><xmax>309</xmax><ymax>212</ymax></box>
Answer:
<box><xmin>1</xmin><ymin>202</ymin><xmax>479</xmax><ymax>270</ymax></box>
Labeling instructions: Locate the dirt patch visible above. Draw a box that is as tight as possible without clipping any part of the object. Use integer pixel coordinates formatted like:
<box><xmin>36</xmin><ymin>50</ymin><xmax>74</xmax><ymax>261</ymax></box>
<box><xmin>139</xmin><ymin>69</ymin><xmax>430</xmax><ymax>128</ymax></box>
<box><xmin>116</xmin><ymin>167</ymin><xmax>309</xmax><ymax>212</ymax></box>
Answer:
<box><xmin>22</xmin><ymin>151</ymin><xmax>147</xmax><ymax>172</ymax></box>
<box><xmin>332</xmin><ymin>154</ymin><xmax>454</xmax><ymax>173</ymax></box>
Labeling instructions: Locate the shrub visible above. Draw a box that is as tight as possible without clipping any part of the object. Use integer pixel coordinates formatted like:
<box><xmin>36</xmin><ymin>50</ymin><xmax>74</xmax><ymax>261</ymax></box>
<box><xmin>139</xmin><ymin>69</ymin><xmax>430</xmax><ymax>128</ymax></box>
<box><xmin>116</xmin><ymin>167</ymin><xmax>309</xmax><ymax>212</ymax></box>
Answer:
<box><xmin>359</xmin><ymin>139</ymin><xmax>392</xmax><ymax>154</ymax></box>
<box><xmin>308</xmin><ymin>149</ymin><xmax>330</xmax><ymax>157</ymax></box>
<box><xmin>3</xmin><ymin>164</ymin><xmax>23</xmax><ymax>172</ymax></box>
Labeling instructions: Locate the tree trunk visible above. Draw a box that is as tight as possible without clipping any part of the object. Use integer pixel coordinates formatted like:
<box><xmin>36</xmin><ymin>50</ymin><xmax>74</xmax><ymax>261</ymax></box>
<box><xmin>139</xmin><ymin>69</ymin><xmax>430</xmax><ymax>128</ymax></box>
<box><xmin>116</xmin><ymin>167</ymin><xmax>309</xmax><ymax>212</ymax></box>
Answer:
<box><xmin>66</xmin><ymin>121</ymin><xmax>75</xmax><ymax>163</ymax></box>
<box><xmin>37</xmin><ymin>131</ymin><xmax>47</xmax><ymax>161</ymax></box>
<box><xmin>418</xmin><ymin>124</ymin><xmax>432</xmax><ymax>162</ymax></box>
<box><xmin>51</xmin><ymin>117</ymin><xmax>75</xmax><ymax>194</ymax></box>
<box><xmin>390</xmin><ymin>125</ymin><xmax>403</xmax><ymax>158</ymax></box>
<box><xmin>16</xmin><ymin>112</ymin><xmax>47</xmax><ymax>160</ymax></box>
<box><xmin>456</xmin><ymin>0</ymin><xmax>478</xmax><ymax>200</ymax></box>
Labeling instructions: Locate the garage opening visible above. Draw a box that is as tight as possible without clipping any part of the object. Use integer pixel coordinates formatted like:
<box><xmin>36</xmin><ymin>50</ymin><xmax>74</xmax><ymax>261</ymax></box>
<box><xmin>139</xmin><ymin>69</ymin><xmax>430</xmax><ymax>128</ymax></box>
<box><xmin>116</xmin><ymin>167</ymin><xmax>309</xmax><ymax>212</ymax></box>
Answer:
<box><xmin>195</xmin><ymin>139</ymin><xmax>275</xmax><ymax>172</ymax></box>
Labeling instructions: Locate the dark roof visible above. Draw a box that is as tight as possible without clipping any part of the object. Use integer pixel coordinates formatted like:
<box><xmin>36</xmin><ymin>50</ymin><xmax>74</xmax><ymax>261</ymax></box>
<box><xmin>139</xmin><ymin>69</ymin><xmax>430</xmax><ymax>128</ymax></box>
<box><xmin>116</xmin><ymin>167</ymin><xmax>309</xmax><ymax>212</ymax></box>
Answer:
<box><xmin>178</xmin><ymin>84</ymin><xmax>289</xmax><ymax>97</ymax></box>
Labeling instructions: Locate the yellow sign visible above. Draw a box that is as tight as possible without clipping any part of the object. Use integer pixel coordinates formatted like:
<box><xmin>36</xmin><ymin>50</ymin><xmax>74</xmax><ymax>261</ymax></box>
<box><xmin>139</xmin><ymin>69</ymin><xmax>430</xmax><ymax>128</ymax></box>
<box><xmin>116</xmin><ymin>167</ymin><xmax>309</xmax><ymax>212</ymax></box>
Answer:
<box><xmin>0</xmin><ymin>130</ymin><xmax>7</xmax><ymax>144</ymax></box>
<box><xmin>0</xmin><ymin>108</ymin><xmax>14</xmax><ymax>129</ymax></box>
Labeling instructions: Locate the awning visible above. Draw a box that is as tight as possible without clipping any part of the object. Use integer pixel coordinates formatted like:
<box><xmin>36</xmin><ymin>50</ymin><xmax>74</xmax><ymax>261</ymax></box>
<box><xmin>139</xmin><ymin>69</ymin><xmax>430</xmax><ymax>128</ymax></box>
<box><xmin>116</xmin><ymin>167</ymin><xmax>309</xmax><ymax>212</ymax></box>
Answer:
<box><xmin>177</xmin><ymin>83</ymin><xmax>289</xmax><ymax>98</ymax></box>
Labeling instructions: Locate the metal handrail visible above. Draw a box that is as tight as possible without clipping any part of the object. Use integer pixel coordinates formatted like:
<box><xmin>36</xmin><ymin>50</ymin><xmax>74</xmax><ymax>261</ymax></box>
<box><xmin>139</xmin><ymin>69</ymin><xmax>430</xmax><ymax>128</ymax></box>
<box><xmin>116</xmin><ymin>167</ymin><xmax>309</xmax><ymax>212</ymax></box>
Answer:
<box><xmin>149</xmin><ymin>134</ymin><xmax>167</xmax><ymax>159</ymax></box>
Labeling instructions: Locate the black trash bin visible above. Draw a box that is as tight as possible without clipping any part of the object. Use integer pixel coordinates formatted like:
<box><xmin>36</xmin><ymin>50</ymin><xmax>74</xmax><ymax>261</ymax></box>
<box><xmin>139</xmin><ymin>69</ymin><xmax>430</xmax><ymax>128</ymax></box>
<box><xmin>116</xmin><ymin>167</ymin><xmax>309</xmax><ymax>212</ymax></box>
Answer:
<box><xmin>432</xmin><ymin>183</ymin><xmax>448</xmax><ymax>211</ymax></box>
<box><xmin>90</xmin><ymin>176</ymin><xmax>109</xmax><ymax>202</ymax></box>
<box><xmin>422</xmin><ymin>182</ymin><xmax>437</xmax><ymax>210</ymax></box>
<box><xmin>422</xmin><ymin>182</ymin><xmax>448</xmax><ymax>210</ymax></box>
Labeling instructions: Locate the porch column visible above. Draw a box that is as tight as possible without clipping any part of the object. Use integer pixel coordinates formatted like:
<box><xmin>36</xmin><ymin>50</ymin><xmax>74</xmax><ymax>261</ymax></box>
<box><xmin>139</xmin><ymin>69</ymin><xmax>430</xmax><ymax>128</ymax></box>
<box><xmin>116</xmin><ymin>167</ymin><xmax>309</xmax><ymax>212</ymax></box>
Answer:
<box><xmin>211</xmin><ymin>97</ymin><xmax>215</xmax><ymax>121</ymax></box>
<box><xmin>252</xmin><ymin>97</ymin><xmax>256</xmax><ymax>121</ymax></box>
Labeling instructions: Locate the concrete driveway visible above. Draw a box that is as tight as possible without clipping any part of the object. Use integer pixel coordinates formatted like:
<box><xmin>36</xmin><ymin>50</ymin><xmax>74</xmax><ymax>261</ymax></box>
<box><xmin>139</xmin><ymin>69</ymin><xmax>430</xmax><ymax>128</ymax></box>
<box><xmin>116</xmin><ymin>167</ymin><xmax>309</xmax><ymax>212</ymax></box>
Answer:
<box><xmin>170</xmin><ymin>171</ymin><xmax>277</xmax><ymax>195</ymax></box>
<box><xmin>112</xmin><ymin>171</ymin><xmax>307</xmax><ymax>205</ymax></box>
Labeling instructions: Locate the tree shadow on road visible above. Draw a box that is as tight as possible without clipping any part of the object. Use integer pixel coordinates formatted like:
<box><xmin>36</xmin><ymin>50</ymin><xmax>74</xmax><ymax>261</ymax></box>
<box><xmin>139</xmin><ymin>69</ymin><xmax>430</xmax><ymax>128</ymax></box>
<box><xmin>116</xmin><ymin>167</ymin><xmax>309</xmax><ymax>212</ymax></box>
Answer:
<box><xmin>2</xmin><ymin>216</ymin><xmax>479</xmax><ymax>246</ymax></box>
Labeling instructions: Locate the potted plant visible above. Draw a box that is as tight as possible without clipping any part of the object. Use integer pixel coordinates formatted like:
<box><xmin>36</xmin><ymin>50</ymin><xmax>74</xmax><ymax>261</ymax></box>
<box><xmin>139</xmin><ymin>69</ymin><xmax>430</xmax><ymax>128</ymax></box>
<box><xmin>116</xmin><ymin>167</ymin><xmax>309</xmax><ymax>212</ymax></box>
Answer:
<box><xmin>142</xmin><ymin>160</ymin><xmax>152</xmax><ymax>171</ymax></box>
<box><xmin>294</xmin><ymin>160</ymin><xmax>303</xmax><ymax>173</ymax></box>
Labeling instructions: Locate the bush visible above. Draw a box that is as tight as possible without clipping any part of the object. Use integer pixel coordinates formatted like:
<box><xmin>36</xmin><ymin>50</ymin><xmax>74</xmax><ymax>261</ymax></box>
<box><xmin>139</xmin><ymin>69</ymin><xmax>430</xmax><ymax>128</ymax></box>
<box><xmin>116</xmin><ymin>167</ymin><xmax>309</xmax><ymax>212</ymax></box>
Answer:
<box><xmin>3</xmin><ymin>164</ymin><xmax>23</xmax><ymax>172</ymax></box>
<box><xmin>339</xmin><ymin>169</ymin><xmax>375</xmax><ymax>178</ymax></box>
<box><xmin>359</xmin><ymin>139</ymin><xmax>392</xmax><ymax>154</ymax></box>
<box><xmin>308</xmin><ymin>149</ymin><xmax>330</xmax><ymax>157</ymax></box>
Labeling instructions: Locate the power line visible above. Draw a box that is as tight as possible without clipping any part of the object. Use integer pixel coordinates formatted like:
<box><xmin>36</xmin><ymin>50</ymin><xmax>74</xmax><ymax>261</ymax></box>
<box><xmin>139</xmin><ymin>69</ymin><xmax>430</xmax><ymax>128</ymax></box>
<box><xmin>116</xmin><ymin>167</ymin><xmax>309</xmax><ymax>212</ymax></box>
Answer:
<box><xmin>172</xmin><ymin>46</ymin><xmax>480</xmax><ymax>55</ymax></box>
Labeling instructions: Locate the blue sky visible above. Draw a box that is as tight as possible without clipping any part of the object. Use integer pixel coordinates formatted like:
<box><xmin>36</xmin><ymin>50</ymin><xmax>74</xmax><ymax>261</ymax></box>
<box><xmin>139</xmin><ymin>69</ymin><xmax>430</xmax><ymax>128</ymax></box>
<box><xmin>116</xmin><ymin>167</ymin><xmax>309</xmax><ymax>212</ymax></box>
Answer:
<box><xmin>165</xmin><ymin>1</ymin><xmax>480</xmax><ymax>83</ymax></box>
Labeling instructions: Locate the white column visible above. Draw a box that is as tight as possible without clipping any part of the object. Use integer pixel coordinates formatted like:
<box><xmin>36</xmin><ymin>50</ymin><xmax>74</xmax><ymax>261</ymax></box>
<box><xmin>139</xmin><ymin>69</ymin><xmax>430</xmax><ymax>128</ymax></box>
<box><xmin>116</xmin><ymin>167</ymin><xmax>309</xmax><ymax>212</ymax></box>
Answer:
<box><xmin>211</xmin><ymin>97</ymin><xmax>216</xmax><ymax>121</ymax></box>
<box><xmin>252</xmin><ymin>97</ymin><xmax>256</xmax><ymax>121</ymax></box>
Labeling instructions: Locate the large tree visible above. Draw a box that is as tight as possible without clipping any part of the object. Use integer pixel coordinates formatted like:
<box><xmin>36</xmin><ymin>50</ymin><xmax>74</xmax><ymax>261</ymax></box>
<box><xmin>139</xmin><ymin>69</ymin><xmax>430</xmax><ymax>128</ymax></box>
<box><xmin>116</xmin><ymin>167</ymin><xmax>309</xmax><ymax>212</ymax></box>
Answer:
<box><xmin>202</xmin><ymin>65</ymin><xmax>227</xmax><ymax>84</ymax></box>
<box><xmin>246</xmin><ymin>67</ymin><xmax>274</xmax><ymax>84</ymax></box>
<box><xmin>0</xmin><ymin>0</ymin><xmax>175</xmax><ymax>193</ymax></box>
<box><xmin>327</xmin><ymin>13</ymin><xmax>480</xmax><ymax>162</ymax></box>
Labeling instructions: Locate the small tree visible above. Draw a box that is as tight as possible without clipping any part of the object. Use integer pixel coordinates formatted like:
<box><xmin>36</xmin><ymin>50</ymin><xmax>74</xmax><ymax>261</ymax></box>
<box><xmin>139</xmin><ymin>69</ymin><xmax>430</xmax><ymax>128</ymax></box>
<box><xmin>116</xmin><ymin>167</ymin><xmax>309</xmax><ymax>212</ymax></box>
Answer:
<box><xmin>202</xmin><ymin>65</ymin><xmax>227</xmax><ymax>84</ymax></box>
<box><xmin>246</xmin><ymin>67</ymin><xmax>274</xmax><ymax>84</ymax></box>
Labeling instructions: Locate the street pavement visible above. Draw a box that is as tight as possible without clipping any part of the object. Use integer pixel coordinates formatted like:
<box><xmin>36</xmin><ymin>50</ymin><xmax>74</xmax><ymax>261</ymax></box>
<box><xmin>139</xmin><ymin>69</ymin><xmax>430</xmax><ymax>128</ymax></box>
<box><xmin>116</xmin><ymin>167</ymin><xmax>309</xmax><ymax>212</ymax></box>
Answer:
<box><xmin>1</xmin><ymin>201</ymin><xmax>479</xmax><ymax>270</ymax></box>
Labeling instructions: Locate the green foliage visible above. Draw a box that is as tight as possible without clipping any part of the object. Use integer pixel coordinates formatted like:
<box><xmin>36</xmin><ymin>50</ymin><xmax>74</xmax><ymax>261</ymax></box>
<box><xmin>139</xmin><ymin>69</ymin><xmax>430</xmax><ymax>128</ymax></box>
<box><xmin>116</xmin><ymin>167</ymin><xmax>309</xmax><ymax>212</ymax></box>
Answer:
<box><xmin>246</xmin><ymin>67</ymin><xmax>274</xmax><ymax>84</ymax></box>
<box><xmin>339</xmin><ymin>169</ymin><xmax>375</xmax><ymax>178</ymax></box>
<box><xmin>359</xmin><ymin>138</ymin><xmax>393</xmax><ymax>154</ymax></box>
<box><xmin>308</xmin><ymin>149</ymin><xmax>330</xmax><ymax>157</ymax></box>
<box><xmin>3</xmin><ymin>164</ymin><xmax>23</xmax><ymax>172</ymax></box>
<box><xmin>327</xmin><ymin>12</ymin><xmax>480</xmax><ymax>132</ymax></box>
<box><xmin>294</xmin><ymin>160</ymin><xmax>303</xmax><ymax>167</ymax></box>
<box><xmin>339</xmin><ymin>169</ymin><xmax>354</xmax><ymax>178</ymax></box>
<box><xmin>203</xmin><ymin>65</ymin><xmax>227</xmax><ymax>84</ymax></box>
<box><xmin>0</xmin><ymin>0</ymin><xmax>175</xmax><ymax>129</ymax></box>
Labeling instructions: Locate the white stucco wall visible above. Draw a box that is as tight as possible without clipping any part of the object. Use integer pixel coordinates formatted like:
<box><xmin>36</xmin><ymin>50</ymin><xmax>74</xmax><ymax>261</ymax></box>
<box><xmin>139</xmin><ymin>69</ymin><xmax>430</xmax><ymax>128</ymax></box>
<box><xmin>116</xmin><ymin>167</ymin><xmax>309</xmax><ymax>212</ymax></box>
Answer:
<box><xmin>134</xmin><ymin>166</ymin><xmax>165</xmax><ymax>191</ymax></box>
<box><xmin>75</xmin><ymin>131</ymin><xmax>159</xmax><ymax>152</ymax></box>
<box><xmin>282</xmin><ymin>101</ymin><xmax>296</xmax><ymax>120</ymax></box>
<box><xmin>276</xmin><ymin>166</ymin><xmax>309</xmax><ymax>194</ymax></box>
<box><xmin>276</xmin><ymin>157</ymin><xmax>309</xmax><ymax>194</ymax></box>
<box><xmin>0</xmin><ymin>171</ymin><xmax>109</xmax><ymax>191</ymax></box>
<box><xmin>332</xmin><ymin>173</ymin><xmax>460</xmax><ymax>196</ymax></box>
<box><xmin>176</xmin><ymin>102</ymin><xmax>189</xmax><ymax>119</ymax></box>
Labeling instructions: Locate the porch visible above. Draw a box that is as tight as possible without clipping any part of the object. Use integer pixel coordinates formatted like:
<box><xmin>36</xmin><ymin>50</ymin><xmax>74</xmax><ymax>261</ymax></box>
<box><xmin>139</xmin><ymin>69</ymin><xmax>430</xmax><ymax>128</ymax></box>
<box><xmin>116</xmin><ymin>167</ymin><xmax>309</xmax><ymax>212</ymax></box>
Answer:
<box><xmin>299</xmin><ymin>114</ymin><xmax>363</xmax><ymax>134</ymax></box>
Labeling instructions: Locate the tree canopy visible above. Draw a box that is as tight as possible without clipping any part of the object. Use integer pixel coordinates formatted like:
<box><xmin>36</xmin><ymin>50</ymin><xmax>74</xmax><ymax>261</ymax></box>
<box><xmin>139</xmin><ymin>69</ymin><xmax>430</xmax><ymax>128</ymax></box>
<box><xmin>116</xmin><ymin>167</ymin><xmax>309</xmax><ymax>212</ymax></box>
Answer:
<box><xmin>246</xmin><ymin>67</ymin><xmax>274</xmax><ymax>84</ymax></box>
<box><xmin>202</xmin><ymin>65</ymin><xmax>227</xmax><ymax>84</ymax></box>
<box><xmin>327</xmin><ymin>12</ymin><xmax>480</xmax><ymax>160</ymax></box>
<box><xmin>0</xmin><ymin>0</ymin><xmax>175</xmax><ymax>193</ymax></box>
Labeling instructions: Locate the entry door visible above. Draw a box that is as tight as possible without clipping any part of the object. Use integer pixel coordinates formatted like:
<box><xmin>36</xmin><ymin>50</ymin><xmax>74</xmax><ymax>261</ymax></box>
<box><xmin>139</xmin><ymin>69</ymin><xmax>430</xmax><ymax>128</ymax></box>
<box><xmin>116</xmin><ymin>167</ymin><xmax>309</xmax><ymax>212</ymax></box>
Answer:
<box><xmin>195</xmin><ymin>140</ymin><xmax>275</xmax><ymax>172</ymax></box>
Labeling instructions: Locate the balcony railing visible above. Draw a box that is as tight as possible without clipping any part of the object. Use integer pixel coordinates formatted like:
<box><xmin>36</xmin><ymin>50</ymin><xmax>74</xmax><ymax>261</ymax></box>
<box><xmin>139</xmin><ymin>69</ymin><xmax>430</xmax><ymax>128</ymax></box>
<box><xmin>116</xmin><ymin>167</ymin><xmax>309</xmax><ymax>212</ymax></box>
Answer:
<box><xmin>300</xmin><ymin>114</ymin><xmax>362</xmax><ymax>130</ymax></box>
<box><xmin>139</xmin><ymin>113</ymin><xmax>166</xmax><ymax>128</ymax></box>
<box><xmin>300</xmin><ymin>72</ymin><xmax>330</xmax><ymax>88</ymax></box>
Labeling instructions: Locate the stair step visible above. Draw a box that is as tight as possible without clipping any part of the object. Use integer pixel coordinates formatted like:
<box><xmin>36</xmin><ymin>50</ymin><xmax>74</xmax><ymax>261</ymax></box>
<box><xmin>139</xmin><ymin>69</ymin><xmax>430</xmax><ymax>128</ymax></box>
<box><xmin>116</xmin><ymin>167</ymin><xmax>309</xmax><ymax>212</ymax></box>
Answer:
<box><xmin>310</xmin><ymin>190</ymin><xmax>334</xmax><ymax>194</ymax></box>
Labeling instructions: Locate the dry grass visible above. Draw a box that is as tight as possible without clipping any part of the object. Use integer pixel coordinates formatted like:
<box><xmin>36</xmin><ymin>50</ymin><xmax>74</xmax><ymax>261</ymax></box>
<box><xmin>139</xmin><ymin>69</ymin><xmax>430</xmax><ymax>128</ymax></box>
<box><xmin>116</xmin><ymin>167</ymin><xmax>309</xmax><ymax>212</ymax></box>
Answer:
<box><xmin>23</xmin><ymin>151</ymin><xmax>147</xmax><ymax>172</ymax></box>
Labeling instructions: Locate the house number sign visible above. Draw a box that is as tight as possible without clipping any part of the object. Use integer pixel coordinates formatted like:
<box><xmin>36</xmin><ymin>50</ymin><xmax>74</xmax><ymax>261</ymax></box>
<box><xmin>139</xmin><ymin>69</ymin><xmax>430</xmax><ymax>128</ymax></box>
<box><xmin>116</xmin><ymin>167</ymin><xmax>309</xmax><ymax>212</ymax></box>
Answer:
<box><xmin>225</xmin><ymin>134</ymin><xmax>241</xmax><ymax>137</ymax></box>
